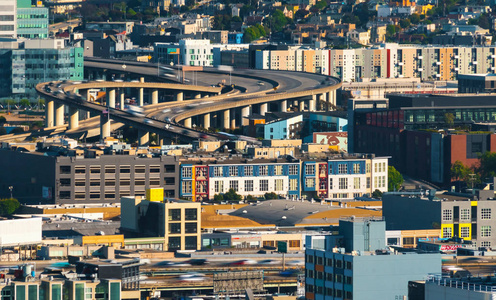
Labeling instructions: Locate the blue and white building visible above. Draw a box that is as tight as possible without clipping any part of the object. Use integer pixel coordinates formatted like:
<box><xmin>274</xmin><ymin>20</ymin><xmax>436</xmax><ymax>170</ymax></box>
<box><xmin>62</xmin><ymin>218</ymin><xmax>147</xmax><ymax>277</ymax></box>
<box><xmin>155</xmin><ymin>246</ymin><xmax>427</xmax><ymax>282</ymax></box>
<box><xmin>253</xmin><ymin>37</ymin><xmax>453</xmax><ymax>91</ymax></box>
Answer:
<box><xmin>305</xmin><ymin>218</ymin><xmax>442</xmax><ymax>300</ymax></box>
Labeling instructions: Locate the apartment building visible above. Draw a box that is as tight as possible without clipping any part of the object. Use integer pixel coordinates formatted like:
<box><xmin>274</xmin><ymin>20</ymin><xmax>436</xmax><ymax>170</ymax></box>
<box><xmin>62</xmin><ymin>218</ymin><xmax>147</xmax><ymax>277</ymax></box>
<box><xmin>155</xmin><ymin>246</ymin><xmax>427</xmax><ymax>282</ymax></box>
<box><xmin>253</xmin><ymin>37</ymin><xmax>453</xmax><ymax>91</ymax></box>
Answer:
<box><xmin>154</xmin><ymin>39</ymin><xmax>213</xmax><ymax>67</ymax></box>
<box><xmin>305</xmin><ymin>218</ymin><xmax>442</xmax><ymax>300</ymax></box>
<box><xmin>383</xmin><ymin>187</ymin><xmax>496</xmax><ymax>248</ymax></box>
<box><xmin>0</xmin><ymin>278</ymin><xmax>123</xmax><ymax>300</ymax></box>
<box><xmin>121</xmin><ymin>196</ymin><xmax>201</xmax><ymax>251</ymax></box>
<box><xmin>0</xmin><ymin>147</ymin><xmax>180</xmax><ymax>204</ymax></box>
<box><xmin>253</xmin><ymin>43</ymin><xmax>496</xmax><ymax>82</ymax></box>
<box><xmin>178</xmin><ymin>155</ymin><xmax>388</xmax><ymax>201</ymax></box>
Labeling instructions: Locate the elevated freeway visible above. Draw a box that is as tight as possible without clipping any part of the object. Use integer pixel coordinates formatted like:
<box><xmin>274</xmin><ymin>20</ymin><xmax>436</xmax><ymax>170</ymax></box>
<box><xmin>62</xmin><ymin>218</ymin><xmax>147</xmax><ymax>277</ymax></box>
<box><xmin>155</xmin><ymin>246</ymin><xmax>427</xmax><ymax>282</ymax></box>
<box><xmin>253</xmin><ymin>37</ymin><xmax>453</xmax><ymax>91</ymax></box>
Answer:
<box><xmin>34</xmin><ymin>58</ymin><xmax>341</xmax><ymax>144</ymax></box>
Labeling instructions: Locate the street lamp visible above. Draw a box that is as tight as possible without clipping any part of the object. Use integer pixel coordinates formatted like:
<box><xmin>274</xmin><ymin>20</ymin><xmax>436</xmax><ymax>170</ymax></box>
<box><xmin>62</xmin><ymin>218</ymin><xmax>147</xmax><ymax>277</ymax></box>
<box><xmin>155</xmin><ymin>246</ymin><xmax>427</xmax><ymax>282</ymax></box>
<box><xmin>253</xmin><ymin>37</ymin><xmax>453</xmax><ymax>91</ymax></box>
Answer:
<box><xmin>8</xmin><ymin>186</ymin><xmax>13</xmax><ymax>199</ymax></box>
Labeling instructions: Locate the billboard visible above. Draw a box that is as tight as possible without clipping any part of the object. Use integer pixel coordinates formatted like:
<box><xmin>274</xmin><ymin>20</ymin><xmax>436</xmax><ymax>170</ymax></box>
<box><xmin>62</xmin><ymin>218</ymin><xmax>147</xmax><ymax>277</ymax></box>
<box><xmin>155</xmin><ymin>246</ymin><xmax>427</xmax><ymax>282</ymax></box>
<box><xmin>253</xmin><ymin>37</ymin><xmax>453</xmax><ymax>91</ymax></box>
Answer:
<box><xmin>313</xmin><ymin>132</ymin><xmax>348</xmax><ymax>152</ymax></box>
<box><xmin>0</xmin><ymin>218</ymin><xmax>42</xmax><ymax>246</ymax></box>
<box><xmin>167</xmin><ymin>48</ymin><xmax>180</xmax><ymax>54</ymax></box>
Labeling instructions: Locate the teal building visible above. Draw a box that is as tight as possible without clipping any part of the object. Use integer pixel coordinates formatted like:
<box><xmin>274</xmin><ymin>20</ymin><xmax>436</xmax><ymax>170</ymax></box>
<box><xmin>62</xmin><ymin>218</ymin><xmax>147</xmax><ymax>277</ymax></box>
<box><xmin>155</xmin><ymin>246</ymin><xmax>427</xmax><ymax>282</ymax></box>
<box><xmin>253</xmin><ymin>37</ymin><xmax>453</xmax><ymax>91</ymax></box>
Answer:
<box><xmin>17</xmin><ymin>0</ymin><xmax>49</xmax><ymax>39</ymax></box>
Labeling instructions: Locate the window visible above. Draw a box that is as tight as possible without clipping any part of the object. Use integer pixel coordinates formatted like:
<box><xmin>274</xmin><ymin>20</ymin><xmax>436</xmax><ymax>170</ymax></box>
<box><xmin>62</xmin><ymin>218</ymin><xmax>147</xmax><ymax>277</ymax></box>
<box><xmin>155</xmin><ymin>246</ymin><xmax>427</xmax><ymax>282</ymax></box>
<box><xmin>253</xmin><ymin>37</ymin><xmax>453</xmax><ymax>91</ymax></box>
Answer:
<box><xmin>289</xmin><ymin>178</ymin><xmax>298</xmax><ymax>191</ymax></box>
<box><xmin>60</xmin><ymin>166</ymin><xmax>71</xmax><ymax>174</ymax></box>
<box><xmin>182</xmin><ymin>181</ymin><xmax>192</xmax><ymax>194</ymax></box>
<box><xmin>306</xmin><ymin>178</ymin><xmax>315</xmax><ymax>188</ymax></box>
<box><xmin>353</xmin><ymin>163</ymin><xmax>360</xmax><ymax>173</ymax></box>
<box><xmin>89</xmin><ymin>166</ymin><xmax>101</xmax><ymax>174</ymax></box>
<box><xmin>461</xmin><ymin>209</ymin><xmax>470</xmax><ymax>221</ymax></box>
<box><xmin>60</xmin><ymin>178</ymin><xmax>71</xmax><ymax>187</ymax></box>
<box><xmin>338</xmin><ymin>164</ymin><xmax>347</xmax><ymax>174</ymax></box>
<box><xmin>289</xmin><ymin>165</ymin><xmax>298</xmax><ymax>175</ymax></box>
<box><xmin>169</xmin><ymin>223</ymin><xmax>181</xmax><ymax>234</ymax></box>
<box><xmin>150</xmin><ymin>165</ymin><xmax>160</xmax><ymax>173</ymax></box>
<box><xmin>443</xmin><ymin>227</ymin><xmax>452</xmax><ymax>238</ymax></box>
<box><xmin>185</xmin><ymin>222</ymin><xmax>197</xmax><ymax>233</ymax></box>
<box><xmin>260</xmin><ymin>179</ymin><xmax>269</xmax><ymax>191</ymax></box>
<box><xmin>75</xmin><ymin>166</ymin><xmax>85</xmax><ymax>174</ymax></box>
<box><xmin>229</xmin><ymin>166</ymin><xmax>238</xmax><ymax>176</ymax></box>
<box><xmin>354</xmin><ymin>177</ymin><xmax>360</xmax><ymax>189</ymax></box>
<box><xmin>215</xmin><ymin>181</ymin><xmax>224</xmax><ymax>193</ymax></box>
<box><xmin>169</xmin><ymin>209</ymin><xmax>181</xmax><ymax>221</ymax></box>
<box><xmin>366</xmin><ymin>177</ymin><xmax>371</xmax><ymax>189</ymax></box>
<box><xmin>339</xmin><ymin>178</ymin><xmax>348</xmax><ymax>189</ymax></box>
<box><xmin>185</xmin><ymin>236</ymin><xmax>197</xmax><ymax>250</ymax></box>
<box><xmin>168</xmin><ymin>237</ymin><xmax>181</xmax><ymax>250</ymax></box>
<box><xmin>481</xmin><ymin>241</ymin><xmax>491</xmax><ymax>247</ymax></box>
<box><xmin>105</xmin><ymin>166</ymin><xmax>116</xmax><ymax>173</ymax></box>
<box><xmin>306</xmin><ymin>254</ymin><xmax>314</xmax><ymax>263</ymax></box>
<box><xmin>460</xmin><ymin>227</ymin><xmax>470</xmax><ymax>238</ymax></box>
<box><xmin>366</xmin><ymin>163</ymin><xmax>371</xmax><ymax>173</ymax></box>
<box><xmin>214</xmin><ymin>166</ymin><xmax>223</xmax><ymax>176</ymax></box>
<box><xmin>185</xmin><ymin>208</ymin><xmax>197</xmax><ymax>220</ymax></box>
<box><xmin>482</xmin><ymin>226</ymin><xmax>492</xmax><ymax>237</ymax></box>
<box><xmin>245</xmin><ymin>166</ymin><xmax>253</xmax><ymax>176</ymax></box>
<box><xmin>335</xmin><ymin>259</ymin><xmax>343</xmax><ymax>269</ymax></box>
<box><xmin>182</xmin><ymin>167</ymin><xmax>192</xmax><ymax>178</ymax></box>
<box><xmin>243</xmin><ymin>180</ymin><xmax>253</xmax><ymax>192</ymax></box>
<box><xmin>289</xmin><ymin>240</ymin><xmax>300</xmax><ymax>247</ymax></box>
<box><xmin>259</xmin><ymin>166</ymin><xmax>268</xmax><ymax>176</ymax></box>
<box><xmin>229</xmin><ymin>180</ymin><xmax>239</xmax><ymax>191</ymax></box>
<box><xmin>481</xmin><ymin>208</ymin><xmax>492</xmax><ymax>220</ymax></box>
<box><xmin>442</xmin><ymin>209</ymin><xmax>452</xmax><ymax>221</ymax></box>
<box><xmin>305</xmin><ymin>164</ymin><xmax>315</xmax><ymax>175</ymax></box>
<box><xmin>274</xmin><ymin>165</ymin><xmax>283</xmax><ymax>176</ymax></box>
<box><xmin>275</xmin><ymin>179</ymin><xmax>284</xmax><ymax>191</ymax></box>
<box><xmin>120</xmin><ymin>166</ymin><xmax>130</xmax><ymax>173</ymax></box>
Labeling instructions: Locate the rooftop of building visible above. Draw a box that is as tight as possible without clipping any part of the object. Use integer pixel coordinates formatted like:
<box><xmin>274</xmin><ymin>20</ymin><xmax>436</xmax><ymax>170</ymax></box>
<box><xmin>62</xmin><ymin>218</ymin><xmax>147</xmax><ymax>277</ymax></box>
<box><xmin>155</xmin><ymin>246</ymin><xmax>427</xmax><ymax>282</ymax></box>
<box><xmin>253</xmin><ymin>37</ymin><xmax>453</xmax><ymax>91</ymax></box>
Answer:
<box><xmin>43</xmin><ymin>220</ymin><xmax>121</xmax><ymax>239</ymax></box>
<box><xmin>228</xmin><ymin>199</ymin><xmax>382</xmax><ymax>227</ymax></box>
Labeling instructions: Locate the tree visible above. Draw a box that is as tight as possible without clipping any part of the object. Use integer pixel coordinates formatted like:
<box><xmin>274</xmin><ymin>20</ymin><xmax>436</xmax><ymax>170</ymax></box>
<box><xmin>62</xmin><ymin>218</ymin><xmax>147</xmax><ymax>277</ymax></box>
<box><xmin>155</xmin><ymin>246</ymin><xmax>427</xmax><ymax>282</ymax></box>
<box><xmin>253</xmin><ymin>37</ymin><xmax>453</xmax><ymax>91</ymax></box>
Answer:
<box><xmin>20</xmin><ymin>99</ymin><xmax>30</xmax><ymax>108</ymax></box>
<box><xmin>0</xmin><ymin>127</ymin><xmax>6</xmax><ymax>136</ymax></box>
<box><xmin>245</xmin><ymin>195</ymin><xmax>257</xmax><ymax>202</ymax></box>
<box><xmin>372</xmin><ymin>189</ymin><xmax>383</xmax><ymax>199</ymax></box>
<box><xmin>399</xmin><ymin>19</ymin><xmax>411</xmax><ymax>29</ymax></box>
<box><xmin>0</xmin><ymin>198</ymin><xmax>20</xmax><ymax>216</ymax></box>
<box><xmin>11</xmin><ymin>127</ymin><xmax>24</xmax><ymax>134</ymax></box>
<box><xmin>264</xmin><ymin>192</ymin><xmax>278</xmax><ymax>200</ymax></box>
<box><xmin>444</xmin><ymin>113</ymin><xmax>455</xmax><ymax>128</ymax></box>
<box><xmin>213</xmin><ymin>194</ymin><xmax>224</xmax><ymax>202</ymax></box>
<box><xmin>388</xmin><ymin>166</ymin><xmax>404</xmax><ymax>192</ymax></box>
<box><xmin>409</xmin><ymin>13</ymin><xmax>420</xmax><ymax>24</ymax></box>
<box><xmin>0</xmin><ymin>116</ymin><xmax>6</xmax><ymax>126</ymax></box>
<box><xmin>479</xmin><ymin>152</ymin><xmax>496</xmax><ymax>180</ymax></box>
<box><xmin>223</xmin><ymin>188</ymin><xmax>242</xmax><ymax>201</ymax></box>
<box><xmin>451</xmin><ymin>160</ymin><xmax>470</xmax><ymax>182</ymax></box>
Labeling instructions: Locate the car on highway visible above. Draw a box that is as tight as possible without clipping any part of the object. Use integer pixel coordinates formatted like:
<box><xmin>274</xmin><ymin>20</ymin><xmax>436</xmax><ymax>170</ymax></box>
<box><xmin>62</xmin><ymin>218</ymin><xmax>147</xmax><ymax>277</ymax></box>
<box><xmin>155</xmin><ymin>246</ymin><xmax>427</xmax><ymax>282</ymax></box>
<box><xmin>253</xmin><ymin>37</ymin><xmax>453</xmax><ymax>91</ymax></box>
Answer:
<box><xmin>279</xmin><ymin>270</ymin><xmax>300</xmax><ymax>277</ymax></box>
<box><xmin>178</xmin><ymin>273</ymin><xmax>206</xmax><ymax>282</ymax></box>
<box><xmin>257</xmin><ymin>81</ymin><xmax>265</xmax><ymax>86</ymax></box>
<box><xmin>187</xmin><ymin>259</ymin><xmax>209</xmax><ymax>266</ymax></box>
<box><xmin>144</xmin><ymin>119</ymin><xmax>154</xmax><ymax>125</ymax></box>
<box><xmin>258</xmin><ymin>259</ymin><xmax>278</xmax><ymax>265</ymax></box>
<box><xmin>154</xmin><ymin>261</ymin><xmax>175</xmax><ymax>268</ymax></box>
<box><xmin>199</xmin><ymin>133</ymin><xmax>207</xmax><ymax>139</ymax></box>
<box><xmin>181</xmin><ymin>129</ymin><xmax>189</xmax><ymax>135</ymax></box>
<box><xmin>286</xmin><ymin>260</ymin><xmax>304</xmax><ymax>266</ymax></box>
<box><xmin>164</xmin><ymin>117</ymin><xmax>171</xmax><ymax>123</ymax></box>
<box><xmin>162</xmin><ymin>109</ymin><xmax>171</xmax><ymax>114</ymax></box>
<box><xmin>229</xmin><ymin>259</ymin><xmax>257</xmax><ymax>266</ymax></box>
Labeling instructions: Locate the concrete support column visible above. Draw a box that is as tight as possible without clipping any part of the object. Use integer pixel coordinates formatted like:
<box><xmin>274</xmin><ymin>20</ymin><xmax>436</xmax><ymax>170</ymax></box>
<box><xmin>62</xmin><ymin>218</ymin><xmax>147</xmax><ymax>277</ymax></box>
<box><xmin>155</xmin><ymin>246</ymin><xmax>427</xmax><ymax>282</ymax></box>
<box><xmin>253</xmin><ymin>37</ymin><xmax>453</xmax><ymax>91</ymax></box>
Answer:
<box><xmin>230</xmin><ymin>108</ymin><xmax>236</xmax><ymax>130</ymax></box>
<box><xmin>176</xmin><ymin>91</ymin><xmax>184</xmax><ymax>101</ymax></box>
<box><xmin>260</xmin><ymin>103</ymin><xmax>268</xmax><ymax>116</ymax></box>
<box><xmin>151</xmin><ymin>89</ymin><xmax>159</xmax><ymax>105</ymax></box>
<box><xmin>158</xmin><ymin>136</ymin><xmax>166</xmax><ymax>146</ymax></box>
<box><xmin>223</xmin><ymin>109</ymin><xmax>230</xmax><ymax>130</ymax></box>
<box><xmin>309</xmin><ymin>95</ymin><xmax>317</xmax><ymax>111</ymax></box>
<box><xmin>194</xmin><ymin>92</ymin><xmax>201</xmax><ymax>99</ymax></box>
<box><xmin>138</xmin><ymin>130</ymin><xmax>149</xmax><ymax>146</ymax></box>
<box><xmin>320</xmin><ymin>93</ymin><xmax>327</xmax><ymax>110</ymax></box>
<box><xmin>86</xmin><ymin>111</ymin><xmax>91</xmax><ymax>119</ymax></box>
<box><xmin>139</xmin><ymin>88</ymin><xmax>144</xmax><ymax>106</ymax></box>
<box><xmin>203</xmin><ymin>113</ymin><xmax>210</xmax><ymax>129</ymax></box>
<box><xmin>100</xmin><ymin>114</ymin><xmax>111</xmax><ymax>140</ymax></box>
<box><xmin>280</xmin><ymin>100</ymin><xmax>287</xmax><ymax>112</ymax></box>
<box><xmin>45</xmin><ymin>99</ymin><xmax>54</xmax><ymax>127</ymax></box>
<box><xmin>299</xmin><ymin>101</ymin><xmax>305</xmax><ymax>111</ymax></box>
<box><xmin>241</xmin><ymin>106</ymin><xmax>250</xmax><ymax>126</ymax></box>
<box><xmin>69</xmin><ymin>107</ymin><xmax>79</xmax><ymax>129</ymax></box>
<box><xmin>140</xmin><ymin>77</ymin><xmax>145</xmax><ymax>83</ymax></box>
<box><xmin>55</xmin><ymin>102</ymin><xmax>64</xmax><ymax>126</ymax></box>
<box><xmin>120</xmin><ymin>91</ymin><xmax>125</xmax><ymax>110</ymax></box>
<box><xmin>184</xmin><ymin>117</ymin><xmax>192</xmax><ymax>128</ymax></box>
<box><xmin>108</xmin><ymin>89</ymin><xmax>116</xmax><ymax>108</ymax></box>
<box><xmin>86</xmin><ymin>89</ymin><xmax>91</xmax><ymax>102</ymax></box>
<box><xmin>328</xmin><ymin>90</ymin><xmax>336</xmax><ymax>110</ymax></box>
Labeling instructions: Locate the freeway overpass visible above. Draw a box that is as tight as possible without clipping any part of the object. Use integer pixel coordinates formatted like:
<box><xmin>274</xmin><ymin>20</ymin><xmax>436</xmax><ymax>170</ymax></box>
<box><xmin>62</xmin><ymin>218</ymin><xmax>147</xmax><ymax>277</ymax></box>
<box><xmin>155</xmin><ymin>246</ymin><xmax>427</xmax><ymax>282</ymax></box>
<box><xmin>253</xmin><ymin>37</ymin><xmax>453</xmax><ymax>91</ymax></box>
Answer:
<box><xmin>34</xmin><ymin>58</ymin><xmax>341</xmax><ymax>144</ymax></box>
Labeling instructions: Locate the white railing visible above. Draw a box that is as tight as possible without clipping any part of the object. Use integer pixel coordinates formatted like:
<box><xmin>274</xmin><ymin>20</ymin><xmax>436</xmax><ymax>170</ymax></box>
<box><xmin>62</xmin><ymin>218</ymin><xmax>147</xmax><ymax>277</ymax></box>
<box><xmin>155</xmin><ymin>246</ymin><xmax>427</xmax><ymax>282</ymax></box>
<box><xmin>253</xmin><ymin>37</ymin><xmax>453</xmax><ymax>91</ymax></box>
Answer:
<box><xmin>426</xmin><ymin>275</ymin><xmax>496</xmax><ymax>292</ymax></box>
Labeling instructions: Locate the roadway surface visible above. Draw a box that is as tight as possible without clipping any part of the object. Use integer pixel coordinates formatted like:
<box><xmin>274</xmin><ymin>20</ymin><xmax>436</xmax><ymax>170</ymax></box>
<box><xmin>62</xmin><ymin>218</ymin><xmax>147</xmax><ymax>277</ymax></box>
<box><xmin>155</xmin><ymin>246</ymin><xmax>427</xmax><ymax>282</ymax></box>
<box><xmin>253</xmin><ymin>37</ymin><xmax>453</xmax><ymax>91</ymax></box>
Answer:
<box><xmin>34</xmin><ymin>58</ymin><xmax>341</xmax><ymax>143</ymax></box>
